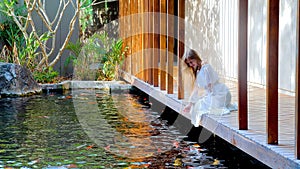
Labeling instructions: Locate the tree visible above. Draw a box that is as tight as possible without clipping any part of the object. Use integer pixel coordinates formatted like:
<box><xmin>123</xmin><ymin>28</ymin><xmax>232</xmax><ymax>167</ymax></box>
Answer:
<box><xmin>0</xmin><ymin>0</ymin><xmax>95</xmax><ymax>70</ymax></box>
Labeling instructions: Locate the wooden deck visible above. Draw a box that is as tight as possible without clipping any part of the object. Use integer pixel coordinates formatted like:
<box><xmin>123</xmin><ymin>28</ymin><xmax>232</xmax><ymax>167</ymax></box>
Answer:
<box><xmin>121</xmin><ymin>70</ymin><xmax>300</xmax><ymax>169</ymax></box>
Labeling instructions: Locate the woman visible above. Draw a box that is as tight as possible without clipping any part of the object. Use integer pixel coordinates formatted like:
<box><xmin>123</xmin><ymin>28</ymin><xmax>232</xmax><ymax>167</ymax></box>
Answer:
<box><xmin>183</xmin><ymin>49</ymin><xmax>236</xmax><ymax>127</ymax></box>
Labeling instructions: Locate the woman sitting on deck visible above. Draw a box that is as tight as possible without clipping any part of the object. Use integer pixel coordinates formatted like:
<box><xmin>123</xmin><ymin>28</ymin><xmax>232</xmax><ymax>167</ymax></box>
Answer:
<box><xmin>182</xmin><ymin>49</ymin><xmax>237</xmax><ymax>127</ymax></box>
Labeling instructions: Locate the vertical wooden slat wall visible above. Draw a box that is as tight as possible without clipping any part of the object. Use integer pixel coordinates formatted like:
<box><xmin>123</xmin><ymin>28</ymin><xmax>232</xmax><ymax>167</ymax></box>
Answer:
<box><xmin>120</xmin><ymin>0</ymin><xmax>180</xmax><ymax>96</ymax></box>
<box><xmin>177</xmin><ymin>0</ymin><xmax>185</xmax><ymax>99</ymax></box>
<box><xmin>160</xmin><ymin>0</ymin><xmax>167</xmax><ymax>90</ymax></box>
<box><xmin>238</xmin><ymin>0</ymin><xmax>248</xmax><ymax>130</ymax></box>
<box><xmin>296</xmin><ymin>0</ymin><xmax>300</xmax><ymax>159</ymax></box>
<box><xmin>266</xmin><ymin>0</ymin><xmax>279</xmax><ymax>145</ymax></box>
<box><xmin>153</xmin><ymin>0</ymin><xmax>160</xmax><ymax>87</ymax></box>
<box><xmin>167</xmin><ymin>0</ymin><xmax>174</xmax><ymax>94</ymax></box>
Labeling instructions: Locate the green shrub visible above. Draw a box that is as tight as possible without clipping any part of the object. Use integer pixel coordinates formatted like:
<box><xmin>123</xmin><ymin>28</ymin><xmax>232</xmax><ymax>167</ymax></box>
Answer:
<box><xmin>67</xmin><ymin>31</ymin><xmax>127</xmax><ymax>81</ymax></box>
<box><xmin>33</xmin><ymin>67</ymin><xmax>59</xmax><ymax>84</ymax></box>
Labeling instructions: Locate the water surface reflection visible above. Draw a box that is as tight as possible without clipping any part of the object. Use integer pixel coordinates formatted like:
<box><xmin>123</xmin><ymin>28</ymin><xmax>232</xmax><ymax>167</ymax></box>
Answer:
<box><xmin>0</xmin><ymin>89</ymin><xmax>227</xmax><ymax>168</ymax></box>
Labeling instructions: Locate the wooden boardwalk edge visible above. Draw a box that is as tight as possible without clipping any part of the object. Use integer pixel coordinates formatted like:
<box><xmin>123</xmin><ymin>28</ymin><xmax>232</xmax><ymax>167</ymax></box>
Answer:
<box><xmin>121</xmin><ymin>70</ymin><xmax>300</xmax><ymax>169</ymax></box>
<box><xmin>201</xmin><ymin>115</ymin><xmax>299</xmax><ymax>169</ymax></box>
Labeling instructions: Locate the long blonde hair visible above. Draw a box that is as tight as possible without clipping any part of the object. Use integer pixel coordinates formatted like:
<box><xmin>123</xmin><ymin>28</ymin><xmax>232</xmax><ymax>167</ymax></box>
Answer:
<box><xmin>184</xmin><ymin>49</ymin><xmax>202</xmax><ymax>77</ymax></box>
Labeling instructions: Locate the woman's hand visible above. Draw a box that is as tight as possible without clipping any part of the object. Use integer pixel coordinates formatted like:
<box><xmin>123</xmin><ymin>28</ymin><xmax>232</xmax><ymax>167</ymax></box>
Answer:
<box><xmin>183</xmin><ymin>103</ymin><xmax>193</xmax><ymax>113</ymax></box>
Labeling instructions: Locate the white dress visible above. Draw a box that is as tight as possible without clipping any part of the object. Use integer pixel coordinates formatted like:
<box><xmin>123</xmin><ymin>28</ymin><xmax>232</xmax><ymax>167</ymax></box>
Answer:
<box><xmin>189</xmin><ymin>64</ymin><xmax>236</xmax><ymax>127</ymax></box>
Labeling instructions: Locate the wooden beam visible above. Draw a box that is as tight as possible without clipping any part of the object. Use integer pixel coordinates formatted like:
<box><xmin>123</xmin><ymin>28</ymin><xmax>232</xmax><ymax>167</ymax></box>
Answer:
<box><xmin>130</xmin><ymin>0</ymin><xmax>137</xmax><ymax>76</ymax></box>
<box><xmin>119</xmin><ymin>0</ymin><xmax>125</xmax><ymax>71</ymax></box>
<box><xmin>143</xmin><ymin>0</ymin><xmax>149</xmax><ymax>82</ymax></box>
<box><xmin>137</xmin><ymin>1</ymin><xmax>143</xmax><ymax>79</ymax></box>
<box><xmin>140</xmin><ymin>0</ymin><xmax>145</xmax><ymax>80</ymax></box>
<box><xmin>160</xmin><ymin>0</ymin><xmax>167</xmax><ymax>90</ymax></box>
<box><xmin>153</xmin><ymin>0</ymin><xmax>160</xmax><ymax>87</ymax></box>
<box><xmin>238</xmin><ymin>0</ymin><xmax>248</xmax><ymax>130</ymax></box>
<box><xmin>125</xmin><ymin>0</ymin><xmax>132</xmax><ymax>74</ymax></box>
<box><xmin>296</xmin><ymin>0</ymin><xmax>300</xmax><ymax>159</ymax></box>
<box><xmin>177</xmin><ymin>0</ymin><xmax>185</xmax><ymax>99</ymax></box>
<box><xmin>148</xmin><ymin>0</ymin><xmax>154</xmax><ymax>85</ymax></box>
<box><xmin>167</xmin><ymin>0</ymin><xmax>174</xmax><ymax>94</ymax></box>
<box><xmin>266</xmin><ymin>0</ymin><xmax>279</xmax><ymax>145</ymax></box>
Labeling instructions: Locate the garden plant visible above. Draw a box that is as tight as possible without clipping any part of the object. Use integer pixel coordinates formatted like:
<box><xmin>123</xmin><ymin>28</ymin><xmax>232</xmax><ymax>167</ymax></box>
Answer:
<box><xmin>0</xmin><ymin>0</ymin><xmax>124</xmax><ymax>83</ymax></box>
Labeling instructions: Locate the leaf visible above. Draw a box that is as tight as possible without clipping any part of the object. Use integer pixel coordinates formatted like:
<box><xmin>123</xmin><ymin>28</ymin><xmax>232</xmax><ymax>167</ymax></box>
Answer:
<box><xmin>28</xmin><ymin>158</ymin><xmax>40</xmax><ymax>165</ymax></box>
<box><xmin>212</xmin><ymin>159</ymin><xmax>220</xmax><ymax>165</ymax></box>
<box><xmin>173</xmin><ymin>141</ymin><xmax>179</xmax><ymax>148</ymax></box>
<box><xmin>66</xmin><ymin>164</ymin><xmax>78</xmax><ymax>168</ymax></box>
<box><xmin>174</xmin><ymin>158</ymin><xmax>182</xmax><ymax>166</ymax></box>
<box><xmin>66</xmin><ymin>95</ymin><xmax>72</xmax><ymax>99</ymax></box>
<box><xmin>86</xmin><ymin>144</ymin><xmax>95</xmax><ymax>150</ymax></box>
<box><xmin>88</xmin><ymin>102</ymin><xmax>97</xmax><ymax>105</ymax></box>
<box><xmin>193</xmin><ymin>144</ymin><xmax>200</xmax><ymax>148</ymax></box>
<box><xmin>104</xmin><ymin>145</ymin><xmax>110</xmax><ymax>150</ymax></box>
<box><xmin>76</xmin><ymin>144</ymin><xmax>87</xmax><ymax>149</ymax></box>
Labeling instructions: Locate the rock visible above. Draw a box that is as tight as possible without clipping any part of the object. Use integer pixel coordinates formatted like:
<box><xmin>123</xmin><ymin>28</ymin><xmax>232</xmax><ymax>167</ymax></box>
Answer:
<box><xmin>0</xmin><ymin>62</ymin><xmax>42</xmax><ymax>96</ymax></box>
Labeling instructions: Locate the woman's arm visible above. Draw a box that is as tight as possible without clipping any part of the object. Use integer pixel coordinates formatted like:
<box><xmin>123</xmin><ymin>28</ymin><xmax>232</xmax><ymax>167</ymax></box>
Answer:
<box><xmin>183</xmin><ymin>83</ymin><xmax>198</xmax><ymax>113</ymax></box>
<box><xmin>188</xmin><ymin>84</ymin><xmax>200</xmax><ymax>103</ymax></box>
<box><xmin>201</xmin><ymin>64</ymin><xmax>217</xmax><ymax>94</ymax></box>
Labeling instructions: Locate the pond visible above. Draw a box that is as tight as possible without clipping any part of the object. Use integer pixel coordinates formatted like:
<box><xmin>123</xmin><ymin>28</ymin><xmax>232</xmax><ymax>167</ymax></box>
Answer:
<box><xmin>0</xmin><ymin>87</ymin><xmax>269</xmax><ymax>169</ymax></box>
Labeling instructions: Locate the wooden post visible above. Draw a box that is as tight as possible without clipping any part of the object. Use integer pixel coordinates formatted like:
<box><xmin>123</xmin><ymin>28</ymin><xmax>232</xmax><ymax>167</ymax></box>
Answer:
<box><xmin>119</xmin><ymin>0</ymin><xmax>125</xmax><ymax>71</ymax></box>
<box><xmin>125</xmin><ymin>0</ymin><xmax>132</xmax><ymax>74</ymax></box>
<box><xmin>153</xmin><ymin>0</ymin><xmax>160</xmax><ymax>87</ymax></box>
<box><xmin>160</xmin><ymin>0</ymin><xmax>167</xmax><ymax>90</ymax></box>
<box><xmin>140</xmin><ymin>0</ymin><xmax>145</xmax><ymax>80</ymax></box>
<box><xmin>266</xmin><ymin>0</ymin><xmax>279</xmax><ymax>145</ymax></box>
<box><xmin>238</xmin><ymin>0</ymin><xmax>248</xmax><ymax>130</ymax></box>
<box><xmin>167</xmin><ymin>0</ymin><xmax>174</xmax><ymax>94</ymax></box>
<box><xmin>137</xmin><ymin>1</ymin><xmax>143</xmax><ymax>79</ymax></box>
<box><xmin>148</xmin><ymin>0</ymin><xmax>154</xmax><ymax>85</ymax></box>
<box><xmin>296</xmin><ymin>0</ymin><xmax>300</xmax><ymax>159</ymax></box>
<box><xmin>131</xmin><ymin>0</ymin><xmax>137</xmax><ymax>76</ymax></box>
<box><xmin>177</xmin><ymin>0</ymin><xmax>185</xmax><ymax>99</ymax></box>
<box><xmin>143</xmin><ymin>0</ymin><xmax>149</xmax><ymax>82</ymax></box>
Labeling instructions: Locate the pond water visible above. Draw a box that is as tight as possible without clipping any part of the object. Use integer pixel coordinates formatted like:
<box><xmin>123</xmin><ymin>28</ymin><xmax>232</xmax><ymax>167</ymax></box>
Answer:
<box><xmin>0</xmin><ymin>88</ymin><xmax>269</xmax><ymax>169</ymax></box>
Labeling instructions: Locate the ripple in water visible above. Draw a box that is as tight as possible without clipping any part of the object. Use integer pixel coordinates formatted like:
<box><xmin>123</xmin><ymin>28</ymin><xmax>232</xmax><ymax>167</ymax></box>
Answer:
<box><xmin>0</xmin><ymin>89</ymin><xmax>227</xmax><ymax>168</ymax></box>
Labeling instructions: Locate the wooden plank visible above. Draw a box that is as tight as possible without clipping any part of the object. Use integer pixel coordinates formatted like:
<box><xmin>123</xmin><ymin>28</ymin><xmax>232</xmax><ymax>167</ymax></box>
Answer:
<box><xmin>160</xmin><ymin>0</ymin><xmax>167</xmax><ymax>90</ymax></box>
<box><xmin>137</xmin><ymin>1</ymin><xmax>143</xmax><ymax>79</ymax></box>
<box><xmin>266</xmin><ymin>0</ymin><xmax>279</xmax><ymax>145</ymax></box>
<box><xmin>135</xmin><ymin>0</ymin><xmax>141</xmax><ymax>78</ymax></box>
<box><xmin>167</xmin><ymin>0</ymin><xmax>174</xmax><ymax>94</ymax></box>
<box><xmin>238</xmin><ymin>0</ymin><xmax>248</xmax><ymax>130</ymax></box>
<box><xmin>140</xmin><ymin>1</ymin><xmax>145</xmax><ymax>80</ymax></box>
<box><xmin>143</xmin><ymin>0</ymin><xmax>149</xmax><ymax>82</ymax></box>
<box><xmin>125</xmin><ymin>0</ymin><xmax>130</xmax><ymax>73</ymax></box>
<box><xmin>125</xmin><ymin>0</ymin><xmax>132</xmax><ymax>74</ymax></box>
<box><xmin>296</xmin><ymin>0</ymin><xmax>300</xmax><ymax>159</ymax></box>
<box><xmin>153</xmin><ymin>0</ymin><xmax>160</xmax><ymax>87</ymax></box>
<box><xmin>130</xmin><ymin>0</ymin><xmax>137</xmax><ymax>76</ymax></box>
<box><xmin>119</xmin><ymin>0</ymin><xmax>125</xmax><ymax>71</ymax></box>
<box><xmin>177</xmin><ymin>0</ymin><xmax>185</xmax><ymax>99</ymax></box>
<box><xmin>148</xmin><ymin>0</ymin><xmax>154</xmax><ymax>85</ymax></box>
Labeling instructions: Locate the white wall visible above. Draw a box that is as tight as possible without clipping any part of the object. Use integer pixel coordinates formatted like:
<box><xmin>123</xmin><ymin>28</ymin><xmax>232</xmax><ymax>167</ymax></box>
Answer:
<box><xmin>185</xmin><ymin>0</ymin><xmax>298</xmax><ymax>93</ymax></box>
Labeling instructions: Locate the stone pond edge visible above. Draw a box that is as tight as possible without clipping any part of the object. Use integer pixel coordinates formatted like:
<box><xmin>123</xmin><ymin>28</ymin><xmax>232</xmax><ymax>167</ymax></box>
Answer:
<box><xmin>41</xmin><ymin>80</ymin><xmax>132</xmax><ymax>93</ymax></box>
